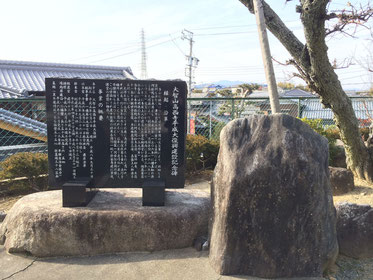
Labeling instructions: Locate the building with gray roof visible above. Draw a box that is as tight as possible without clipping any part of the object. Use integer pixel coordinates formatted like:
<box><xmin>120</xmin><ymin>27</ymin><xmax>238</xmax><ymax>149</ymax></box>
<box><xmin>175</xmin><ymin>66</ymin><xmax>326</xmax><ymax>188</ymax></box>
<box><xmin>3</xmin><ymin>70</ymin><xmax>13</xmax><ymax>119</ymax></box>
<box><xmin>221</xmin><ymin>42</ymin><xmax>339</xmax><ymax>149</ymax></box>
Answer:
<box><xmin>249</xmin><ymin>88</ymin><xmax>315</xmax><ymax>99</ymax></box>
<box><xmin>281</xmin><ymin>88</ymin><xmax>315</xmax><ymax>98</ymax></box>
<box><xmin>0</xmin><ymin>59</ymin><xmax>135</xmax><ymax>97</ymax></box>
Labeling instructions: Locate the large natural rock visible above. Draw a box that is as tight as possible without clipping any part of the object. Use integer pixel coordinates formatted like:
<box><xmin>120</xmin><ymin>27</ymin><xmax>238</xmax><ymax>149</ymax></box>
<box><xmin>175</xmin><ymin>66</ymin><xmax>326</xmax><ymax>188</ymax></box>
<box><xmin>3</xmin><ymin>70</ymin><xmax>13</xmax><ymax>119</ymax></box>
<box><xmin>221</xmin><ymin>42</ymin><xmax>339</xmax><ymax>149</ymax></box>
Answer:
<box><xmin>209</xmin><ymin>114</ymin><xmax>338</xmax><ymax>278</ymax></box>
<box><xmin>329</xmin><ymin>167</ymin><xmax>355</xmax><ymax>195</ymax></box>
<box><xmin>330</xmin><ymin>145</ymin><xmax>347</xmax><ymax>168</ymax></box>
<box><xmin>336</xmin><ymin>203</ymin><xmax>373</xmax><ymax>258</ymax></box>
<box><xmin>0</xmin><ymin>189</ymin><xmax>209</xmax><ymax>257</ymax></box>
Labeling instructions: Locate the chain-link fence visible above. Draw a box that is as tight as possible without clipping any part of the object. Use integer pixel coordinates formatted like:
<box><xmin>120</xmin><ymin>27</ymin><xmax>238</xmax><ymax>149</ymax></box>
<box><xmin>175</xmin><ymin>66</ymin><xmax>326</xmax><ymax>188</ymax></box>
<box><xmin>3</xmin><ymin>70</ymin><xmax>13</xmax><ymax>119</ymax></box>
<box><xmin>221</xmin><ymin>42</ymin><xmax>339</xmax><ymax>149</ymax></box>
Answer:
<box><xmin>0</xmin><ymin>98</ymin><xmax>47</xmax><ymax>161</ymax></box>
<box><xmin>188</xmin><ymin>97</ymin><xmax>373</xmax><ymax>140</ymax></box>
<box><xmin>0</xmin><ymin>97</ymin><xmax>372</xmax><ymax>161</ymax></box>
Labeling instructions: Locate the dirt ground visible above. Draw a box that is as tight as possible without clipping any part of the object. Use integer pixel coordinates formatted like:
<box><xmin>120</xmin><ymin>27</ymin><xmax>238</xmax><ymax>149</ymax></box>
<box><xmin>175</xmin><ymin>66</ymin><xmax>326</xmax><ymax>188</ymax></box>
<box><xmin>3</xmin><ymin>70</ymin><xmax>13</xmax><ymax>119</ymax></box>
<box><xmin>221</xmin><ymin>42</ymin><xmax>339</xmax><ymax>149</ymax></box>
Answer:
<box><xmin>333</xmin><ymin>177</ymin><xmax>373</xmax><ymax>207</ymax></box>
<box><xmin>1</xmin><ymin>172</ymin><xmax>373</xmax><ymax>279</ymax></box>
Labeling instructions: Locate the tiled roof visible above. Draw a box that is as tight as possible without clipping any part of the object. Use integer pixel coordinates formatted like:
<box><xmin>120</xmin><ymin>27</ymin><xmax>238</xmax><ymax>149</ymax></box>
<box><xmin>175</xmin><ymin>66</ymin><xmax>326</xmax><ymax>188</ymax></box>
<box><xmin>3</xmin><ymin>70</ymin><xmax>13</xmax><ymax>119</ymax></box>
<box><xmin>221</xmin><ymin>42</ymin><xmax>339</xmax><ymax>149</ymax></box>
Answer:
<box><xmin>0</xmin><ymin>84</ymin><xmax>27</xmax><ymax>99</ymax></box>
<box><xmin>0</xmin><ymin>60</ymin><xmax>135</xmax><ymax>94</ymax></box>
<box><xmin>0</xmin><ymin>143</ymin><xmax>47</xmax><ymax>161</ymax></box>
<box><xmin>282</xmin><ymin>89</ymin><xmax>315</xmax><ymax>98</ymax></box>
<box><xmin>0</xmin><ymin>108</ymin><xmax>47</xmax><ymax>137</ymax></box>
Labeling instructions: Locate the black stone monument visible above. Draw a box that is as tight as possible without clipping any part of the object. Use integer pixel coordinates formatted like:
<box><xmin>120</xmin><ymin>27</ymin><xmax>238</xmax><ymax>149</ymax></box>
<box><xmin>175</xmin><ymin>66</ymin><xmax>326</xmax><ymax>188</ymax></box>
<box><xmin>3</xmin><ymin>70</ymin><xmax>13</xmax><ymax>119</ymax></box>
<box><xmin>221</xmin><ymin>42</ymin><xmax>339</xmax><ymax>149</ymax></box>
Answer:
<box><xmin>46</xmin><ymin>78</ymin><xmax>187</xmax><ymax>207</ymax></box>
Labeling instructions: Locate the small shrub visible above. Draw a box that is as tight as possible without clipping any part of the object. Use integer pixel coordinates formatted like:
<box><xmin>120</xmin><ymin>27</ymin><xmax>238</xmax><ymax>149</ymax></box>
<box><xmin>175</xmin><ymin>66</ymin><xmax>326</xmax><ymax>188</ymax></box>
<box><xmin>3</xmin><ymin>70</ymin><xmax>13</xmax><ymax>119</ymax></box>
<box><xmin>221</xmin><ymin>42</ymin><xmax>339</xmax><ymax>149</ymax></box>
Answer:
<box><xmin>324</xmin><ymin>125</ymin><xmax>340</xmax><ymax>141</ymax></box>
<box><xmin>299</xmin><ymin>118</ymin><xmax>337</xmax><ymax>165</ymax></box>
<box><xmin>0</xmin><ymin>152</ymin><xmax>48</xmax><ymax>192</ymax></box>
<box><xmin>299</xmin><ymin>118</ymin><xmax>335</xmax><ymax>143</ymax></box>
<box><xmin>324</xmin><ymin>126</ymin><xmax>370</xmax><ymax>141</ymax></box>
<box><xmin>186</xmin><ymin>134</ymin><xmax>219</xmax><ymax>172</ymax></box>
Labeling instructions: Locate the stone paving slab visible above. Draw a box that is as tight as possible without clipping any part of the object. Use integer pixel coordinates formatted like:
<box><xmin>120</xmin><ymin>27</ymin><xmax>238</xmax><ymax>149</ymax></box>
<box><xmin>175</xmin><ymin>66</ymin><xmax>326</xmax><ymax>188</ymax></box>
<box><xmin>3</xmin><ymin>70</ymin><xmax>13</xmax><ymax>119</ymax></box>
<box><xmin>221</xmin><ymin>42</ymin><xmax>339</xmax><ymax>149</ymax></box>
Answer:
<box><xmin>0</xmin><ymin>245</ymin><xmax>324</xmax><ymax>280</ymax></box>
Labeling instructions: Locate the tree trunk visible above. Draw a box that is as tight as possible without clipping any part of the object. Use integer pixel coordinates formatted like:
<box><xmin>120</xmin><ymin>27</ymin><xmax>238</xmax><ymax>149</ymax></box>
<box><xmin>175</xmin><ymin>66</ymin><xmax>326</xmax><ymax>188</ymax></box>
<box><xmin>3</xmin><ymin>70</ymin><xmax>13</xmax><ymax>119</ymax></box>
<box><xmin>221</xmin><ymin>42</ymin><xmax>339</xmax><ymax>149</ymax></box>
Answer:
<box><xmin>239</xmin><ymin>0</ymin><xmax>373</xmax><ymax>182</ymax></box>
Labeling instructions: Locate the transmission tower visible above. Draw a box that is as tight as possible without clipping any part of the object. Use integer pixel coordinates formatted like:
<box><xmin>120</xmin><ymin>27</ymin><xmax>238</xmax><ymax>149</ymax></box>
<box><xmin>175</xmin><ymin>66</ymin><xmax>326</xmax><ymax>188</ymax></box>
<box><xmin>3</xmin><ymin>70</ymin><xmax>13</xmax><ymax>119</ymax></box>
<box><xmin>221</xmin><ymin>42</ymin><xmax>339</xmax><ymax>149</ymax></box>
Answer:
<box><xmin>140</xmin><ymin>28</ymin><xmax>148</xmax><ymax>79</ymax></box>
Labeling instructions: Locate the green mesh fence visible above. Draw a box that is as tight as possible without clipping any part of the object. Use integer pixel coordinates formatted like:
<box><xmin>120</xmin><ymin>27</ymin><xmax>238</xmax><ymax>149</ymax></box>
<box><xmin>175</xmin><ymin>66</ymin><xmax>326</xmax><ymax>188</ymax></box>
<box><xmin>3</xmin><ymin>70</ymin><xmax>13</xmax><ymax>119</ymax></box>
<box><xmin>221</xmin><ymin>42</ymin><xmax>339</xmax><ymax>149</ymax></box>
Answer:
<box><xmin>188</xmin><ymin>97</ymin><xmax>373</xmax><ymax>139</ymax></box>
<box><xmin>0</xmin><ymin>97</ymin><xmax>372</xmax><ymax>161</ymax></box>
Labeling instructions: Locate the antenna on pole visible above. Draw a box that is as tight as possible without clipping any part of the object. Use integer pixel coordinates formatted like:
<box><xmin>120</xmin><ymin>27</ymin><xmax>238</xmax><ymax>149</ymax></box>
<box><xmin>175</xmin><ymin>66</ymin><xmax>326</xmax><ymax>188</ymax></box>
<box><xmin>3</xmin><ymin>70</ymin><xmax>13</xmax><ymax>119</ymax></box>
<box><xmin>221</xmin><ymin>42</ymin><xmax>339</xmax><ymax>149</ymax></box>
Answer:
<box><xmin>140</xmin><ymin>28</ymin><xmax>148</xmax><ymax>79</ymax></box>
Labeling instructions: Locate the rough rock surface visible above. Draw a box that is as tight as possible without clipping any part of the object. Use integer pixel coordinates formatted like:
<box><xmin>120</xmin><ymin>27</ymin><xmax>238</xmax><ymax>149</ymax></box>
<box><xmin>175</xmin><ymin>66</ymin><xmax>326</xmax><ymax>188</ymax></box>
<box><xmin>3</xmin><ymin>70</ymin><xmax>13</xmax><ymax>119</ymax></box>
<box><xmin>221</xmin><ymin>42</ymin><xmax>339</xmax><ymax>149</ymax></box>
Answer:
<box><xmin>0</xmin><ymin>189</ymin><xmax>209</xmax><ymax>257</ymax></box>
<box><xmin>0</xmin><ymin>211</ymin><xmax>5</xmax><ymax>222</ymax></box>
<box><xmin>336</xmin><ymin>203</ymin><xmax>373</xmax><ymax>258</ymax></box>
<box><xmin>329</xmin><ymin>167</ymin><xmax>355</xmax><ymax>195</ymax></box>
<box><xmin>209</xmin><ymin>114</ymin><xmax>338</xmax><ymax>278</ymax></box>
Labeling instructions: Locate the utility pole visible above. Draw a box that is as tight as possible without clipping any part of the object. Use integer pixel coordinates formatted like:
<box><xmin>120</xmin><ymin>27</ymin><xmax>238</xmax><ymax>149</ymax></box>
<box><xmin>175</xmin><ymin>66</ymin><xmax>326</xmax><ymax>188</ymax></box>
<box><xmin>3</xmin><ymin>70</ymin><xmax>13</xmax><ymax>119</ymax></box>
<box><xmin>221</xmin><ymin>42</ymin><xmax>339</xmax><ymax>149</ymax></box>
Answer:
<box><xmin>140</xmin><ymin>28</ymin><xmax>148</xmax><ymax>79</ymax></box>
<box><xmin>253</xmin><ymin>0</ymin><xmax>280</xmax><ymax>114</ymax></box>
<box><xmin>182</xmin><ymin>29</ymin><xmax>199</xmax><ymax>133</ymax></box>
<box><xmin>181</xmin><ymin>29</ymin><xmax>199</xmax><ymax>97</ymax></box>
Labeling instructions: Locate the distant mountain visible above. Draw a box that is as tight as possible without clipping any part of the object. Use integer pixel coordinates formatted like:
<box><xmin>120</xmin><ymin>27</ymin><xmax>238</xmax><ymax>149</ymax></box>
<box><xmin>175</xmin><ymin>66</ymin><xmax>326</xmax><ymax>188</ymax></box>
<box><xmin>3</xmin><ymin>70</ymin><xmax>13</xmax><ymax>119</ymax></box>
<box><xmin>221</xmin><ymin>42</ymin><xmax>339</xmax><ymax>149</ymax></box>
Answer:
<box><xmin>214</xmin><ymin>80</ymin><xmax>248</xmax><ymax>87</ymax></box>
<box><xmin>195</xmin><ymin>80</ymin><xmax>265</xmax><ymax>88</ymax></box>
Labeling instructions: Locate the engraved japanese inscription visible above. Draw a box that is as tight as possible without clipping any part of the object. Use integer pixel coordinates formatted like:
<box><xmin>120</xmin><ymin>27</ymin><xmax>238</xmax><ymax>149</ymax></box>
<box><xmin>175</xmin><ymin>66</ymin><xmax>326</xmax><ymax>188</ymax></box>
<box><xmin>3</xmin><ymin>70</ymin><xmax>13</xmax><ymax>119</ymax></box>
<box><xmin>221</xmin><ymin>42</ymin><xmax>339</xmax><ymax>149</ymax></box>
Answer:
<box><xmin>46</xmin><ymin>78</ymin><xmax>187</xmax><ymax>189</ymax></box>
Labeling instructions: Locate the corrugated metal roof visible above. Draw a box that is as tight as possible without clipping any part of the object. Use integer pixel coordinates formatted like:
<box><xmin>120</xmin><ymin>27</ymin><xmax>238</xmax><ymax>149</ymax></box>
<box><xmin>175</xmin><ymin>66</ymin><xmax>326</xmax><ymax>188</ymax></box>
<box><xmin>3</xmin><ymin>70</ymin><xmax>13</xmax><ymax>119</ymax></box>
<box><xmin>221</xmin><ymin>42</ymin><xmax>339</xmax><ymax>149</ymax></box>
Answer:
<box><xmin>249</xmin><ymin>91</ymin><xmax>271</xmax><ymax>98</ymax></box>
<box><xmin>302</xmin><ymin>99</ymin><xmax>373</xmax><ymax>120</ymax></box>
<box><xmin>0</xmin><ymin>60</ymin><xmax>135</xmax><ymax>93</ymax></box>
<box><xmin>0</xmin><ymin>108</ymin><xmax>47</xmax><ymax>136</ymax></box>
<box><xmin>352</xmin><ymin>99</ymin><xmax>373</xmax><ymax>119</ymax></box>
<box><xmin>250</xmin><ymin>89</ymin><xmax>315</xmax><ymax>98</ymax></box>
<box><xmin>302</xmin><ymin>100</ymin><xmax>334</xmax><ymax>120</ymax></box>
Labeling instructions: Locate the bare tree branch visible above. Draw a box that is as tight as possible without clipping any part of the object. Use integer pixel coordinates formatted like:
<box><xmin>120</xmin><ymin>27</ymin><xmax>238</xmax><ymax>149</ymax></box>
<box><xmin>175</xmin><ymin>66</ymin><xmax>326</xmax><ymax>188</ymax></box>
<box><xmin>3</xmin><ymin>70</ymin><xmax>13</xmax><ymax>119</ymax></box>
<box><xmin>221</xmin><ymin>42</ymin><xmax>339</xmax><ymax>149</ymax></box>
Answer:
<box><xmin>287</xmin><ymin>59</ymin><xmax>318</xmax><ymax>94</ymax></box>
<box><xmin>332</xmin><ymin>57</ymin><xmax>355</xmax><ymax>69</ymax></box>
<box><xmin>325</xmin><ymin>2</ymin><xmax>373</xmax><ymax>36</ymax></box>
<box><xmin>355</xmin><ymin>37</ymin><xmax>373</xmax><ymax>72</ymax></box>
<box><xmin>238</xmin><ymin>0</ymin><xmax>373</xmax><ymax>181</ymax></box>
<box><xmin>271</xmin><ymin>57</ymin><xmax>289</xmax><ymax>66</ymax></box>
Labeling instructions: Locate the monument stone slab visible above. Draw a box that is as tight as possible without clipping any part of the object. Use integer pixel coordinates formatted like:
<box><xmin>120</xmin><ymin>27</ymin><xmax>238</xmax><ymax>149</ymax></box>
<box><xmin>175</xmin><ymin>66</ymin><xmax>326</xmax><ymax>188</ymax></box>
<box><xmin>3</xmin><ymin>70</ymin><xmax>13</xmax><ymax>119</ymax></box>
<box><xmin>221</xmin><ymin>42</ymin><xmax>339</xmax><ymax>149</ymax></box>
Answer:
<box><xmin>45</xmin><ymin>78</ymin><xmax>187</xmax><ymax>206</ymax></box>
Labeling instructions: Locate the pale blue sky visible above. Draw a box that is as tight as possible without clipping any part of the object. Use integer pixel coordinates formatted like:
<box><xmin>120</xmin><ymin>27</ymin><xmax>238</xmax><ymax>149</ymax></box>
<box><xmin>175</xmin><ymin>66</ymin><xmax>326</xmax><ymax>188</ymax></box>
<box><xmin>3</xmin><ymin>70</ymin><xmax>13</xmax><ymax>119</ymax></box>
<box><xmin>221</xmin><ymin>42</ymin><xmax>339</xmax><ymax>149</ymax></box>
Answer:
<box><xmin>0</xmin><ymin>0</ymin><xmax>372</xmax><ymax>90</ymax></box>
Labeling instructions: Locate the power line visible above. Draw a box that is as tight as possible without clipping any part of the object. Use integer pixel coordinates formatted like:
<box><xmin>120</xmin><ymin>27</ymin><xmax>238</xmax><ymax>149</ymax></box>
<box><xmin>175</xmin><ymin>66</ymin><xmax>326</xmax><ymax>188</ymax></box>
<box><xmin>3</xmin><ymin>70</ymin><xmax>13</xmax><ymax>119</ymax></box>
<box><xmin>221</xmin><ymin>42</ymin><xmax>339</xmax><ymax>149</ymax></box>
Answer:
<box><xmin>198</xmin><ymin>65</ymin><xmax>284</xmax><ymax>70</ymax></box>
<box><xmin>158</xmin><ymin>69</ymin><xmax>183</xmax><ymax>76</ymax></box>
<box><xmin>64</xmin><ymin>21</ymin><xmax>305</xmax><ymax>64</ymax></box>
<box><xmin>88</xmin><ymin>39</ymin><xmax>174</xmax><ymax>63</ymax></box>
<box><xmin>341</xmin><ymin>74</ymin><xmax>372</xmax><ymax>80</ymax></box>
<box><xmin>191</xmin><ymin>24</ymin><xmax>257</xmax><ymax>30</ymax></box>
<box><xmin>342</xmin><ymin>82</ymin><xmax>372</xmax><ymax>85</ymax></box>
<box><xmin>169</xmin><ymin>34</ymin><xmax>186</xmax><ymax>56</ymax></box>
<box><xmin>89</xmin><ymin>49</ymin><xmax>141</xmax><ymax>63</ymax></box>
<box><xmin>194</xmin><ymin>27</ymin><xmax>302</xmax><ymax>37</ymax></box>
<box><xmin>194</xmin><ymin>31</ymin><xmax>257</xmax><ymax>36</ymax></box>
<box><xmin>66</xmin><ymin>32</ymin><xmax>179</xmax><ymax>63</ymax></box>
<box><xmin>336</xmin><ymin>69</ymin><xmax>369</xmax><ymax>75</ymax></box>
<box><xmin>188</xmin><ymin>19</ymin><xmax>301</xmax><ymax>31</ymax></box>
<box><xmin>64</xmin><ymin>43</ymin><xmax>140</xmax><ymax>62</ymax></box>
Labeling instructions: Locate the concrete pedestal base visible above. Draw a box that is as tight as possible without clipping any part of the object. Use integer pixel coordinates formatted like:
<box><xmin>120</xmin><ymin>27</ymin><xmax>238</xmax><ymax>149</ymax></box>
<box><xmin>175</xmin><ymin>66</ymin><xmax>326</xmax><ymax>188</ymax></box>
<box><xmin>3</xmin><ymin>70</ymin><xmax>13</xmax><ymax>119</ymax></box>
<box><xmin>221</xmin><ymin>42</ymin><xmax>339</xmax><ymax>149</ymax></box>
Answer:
<box><xmin>0</xmin><ymin>189</ymin><xmax>209</xmax><ymax>257</ymax></box>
